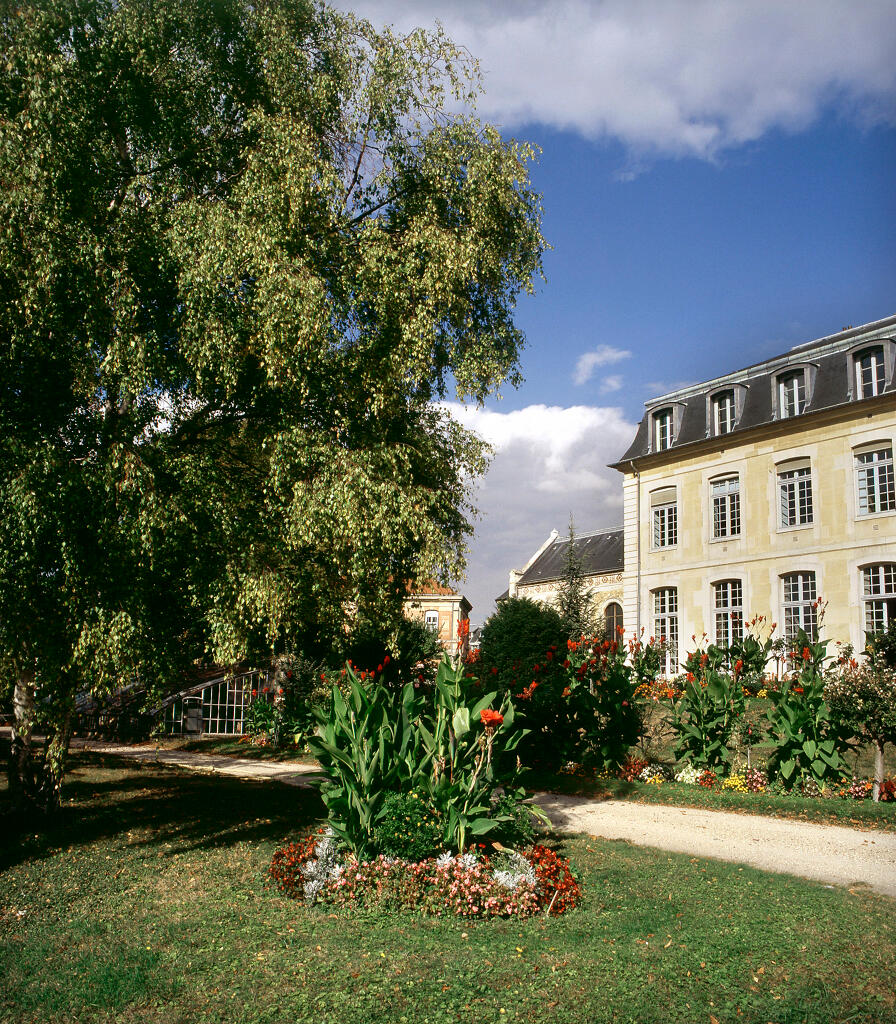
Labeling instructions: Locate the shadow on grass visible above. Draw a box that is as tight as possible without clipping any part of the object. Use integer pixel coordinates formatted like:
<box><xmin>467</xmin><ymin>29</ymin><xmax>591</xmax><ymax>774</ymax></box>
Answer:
<box><xmin>0</xmin><ymin>750</ymin><xmax>324</xmax><ymax>873</ymax></box>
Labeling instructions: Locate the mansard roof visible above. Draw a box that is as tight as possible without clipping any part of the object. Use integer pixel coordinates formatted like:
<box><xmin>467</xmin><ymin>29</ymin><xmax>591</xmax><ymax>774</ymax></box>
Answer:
<box><xmin>517</xmin><ymin>527</ymin><xmax>624</xmax><ymax>585</ymax></box>
<box><xmin>613</xmin><ymin>313</ymin><xmax>896</xmax><ymax>467</ymax></box>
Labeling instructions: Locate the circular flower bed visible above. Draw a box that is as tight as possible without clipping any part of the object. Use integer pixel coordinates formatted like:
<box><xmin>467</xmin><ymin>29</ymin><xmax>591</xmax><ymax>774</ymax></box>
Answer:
<box><xmin>270</xmin><ymin>828</ymin><xmax>581</xmax><ymax>918</ymax></box>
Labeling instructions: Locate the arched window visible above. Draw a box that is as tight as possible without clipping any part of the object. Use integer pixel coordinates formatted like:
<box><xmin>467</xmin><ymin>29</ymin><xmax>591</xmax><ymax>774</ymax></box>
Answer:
<box><xmin>605</xmin><ymin>602</ymin><xmax>623</xmax><ymax>638</ymax></box>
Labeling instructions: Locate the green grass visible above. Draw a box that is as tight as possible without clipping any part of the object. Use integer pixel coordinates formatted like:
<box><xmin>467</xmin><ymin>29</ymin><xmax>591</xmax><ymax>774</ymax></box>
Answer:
<box><xmin>1</xmin><ymin>754</ymin><xmax>895</xmax><ymax>1024</ymax></box>
<box><xmin>149</xmin><ymin>734</ymin><xmax>317</xmax><ymax>763</ymax></box>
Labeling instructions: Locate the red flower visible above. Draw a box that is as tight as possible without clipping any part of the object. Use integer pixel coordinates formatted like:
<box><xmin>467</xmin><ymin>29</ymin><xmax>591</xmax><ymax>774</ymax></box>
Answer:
<box><xmin>480</xmin><ymin>709</ymin><xmax>504</xmax><ymax>729</ymax></box>
<box><xmin>490</xmin><ymin>666</ymin><xmax>498</xmax><ymax>675</ymax></box>
<box><xmin>383</xmin><ymin>655</ymin><xmax>390</xmax><ymax>666</ymax></box>
<box><xmin>802</xmin><ymin>647</ymin><xmax>811</xmax><ymax>661</ymax></box>
<box><xmin>251</xmin><ymin>689</ymin><xmax>257</xmax><ymax>697</ymax></box>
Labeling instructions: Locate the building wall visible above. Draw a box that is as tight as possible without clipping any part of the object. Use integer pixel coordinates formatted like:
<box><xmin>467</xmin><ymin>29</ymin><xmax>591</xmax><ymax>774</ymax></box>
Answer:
<box><xmin>516</xmin><ymin>574</ymin><xmax>625</xmax><ymax>625</ymax></box>
<box><xmin>404</xmin><ymin>593</ymin><xmax>471</xmax><ymax>657</ymax></box>
<box><xmin>621</xmin><ymin>396</ymin><xmax>896</xmax><ymax>658</ymax></box>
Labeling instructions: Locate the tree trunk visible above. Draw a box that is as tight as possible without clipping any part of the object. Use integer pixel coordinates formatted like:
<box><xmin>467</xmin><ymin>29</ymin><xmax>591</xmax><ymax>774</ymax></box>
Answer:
<box><xmin>39</xmin><ymin>708</ymin><xmax>73</xmax><ymax>814</ymax></box>
<box><xmin>9</xmin><ymin>670</ymin><xmax>37</xmax><ymax>813</ymax></box>
<box><xmin>872</xmin><ymin>740</ymin><xmax>884</xmax><ymax>803</ymax></box>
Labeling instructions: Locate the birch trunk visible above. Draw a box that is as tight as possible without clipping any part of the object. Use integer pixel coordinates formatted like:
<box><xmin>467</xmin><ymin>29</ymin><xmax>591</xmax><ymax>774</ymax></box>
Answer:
<box><xmin>872</xmin><ymin>740</ymin><xmax>884</xmax><ymax>803</ymax></box>
<box><xmin>9</xmin><ymin>671</ymin><xmax>37</xmax><ymax>812</ymax></box>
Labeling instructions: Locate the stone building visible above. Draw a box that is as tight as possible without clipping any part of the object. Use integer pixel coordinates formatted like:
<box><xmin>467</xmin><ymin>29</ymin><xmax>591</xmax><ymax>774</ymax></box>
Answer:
<box><xmin>612</xmin><ymin>314</ymin><xmax>896</xmax><ymax>669</ymax></box>
<box><xmin>404</xmin><ymin>582</ymin><xmax>472</xmax><ymax>658</ymax></box>
<box><xmin>502</xmin><ymin>527</ymin><xmax>625</xmax><ymax>634</ymax></box>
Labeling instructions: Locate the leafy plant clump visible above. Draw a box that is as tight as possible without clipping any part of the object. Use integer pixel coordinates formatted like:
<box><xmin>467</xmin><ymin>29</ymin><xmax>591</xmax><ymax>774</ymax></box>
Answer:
<box><xmin>308</xmin><ymin>657</ymin><xmax>538</xmax><ymax>857</ymax></box>
<box><xmin>669</xmin><ymin>645</ymin><xmax>746</xmax><ymax>769</ymax></box>
<box><xmin>269</xmin><ymin>834</ymin><xmax>580</xmax><ymax>918</ymax></box>
<box><xmin>371</xmin><ymin>791</ymin><xmax>444</xmax><ymax>861</ymax></box>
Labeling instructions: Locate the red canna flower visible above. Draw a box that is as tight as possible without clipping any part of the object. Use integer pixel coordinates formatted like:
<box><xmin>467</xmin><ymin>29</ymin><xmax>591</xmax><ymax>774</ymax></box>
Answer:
<box><xmin>480</xmin><ymin>709</ymin><xmax>504</xmax><ymax>729</ymax></box>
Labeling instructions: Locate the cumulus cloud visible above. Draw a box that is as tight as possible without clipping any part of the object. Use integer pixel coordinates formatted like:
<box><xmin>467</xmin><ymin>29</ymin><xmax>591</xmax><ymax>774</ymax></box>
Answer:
<box><xmin>341</xmin><ymin>0</ymin><xmax>896</xmax><ymax>158</ymax></box>
<box><xmin>442</xmin><ymin>401</ymin><xmax>636</xmax><ymax>621</ymax></box>
<box><xmin>573</xmin><ymin>345</ymin><xmax>631</xmax><ymax>385</ymax></box>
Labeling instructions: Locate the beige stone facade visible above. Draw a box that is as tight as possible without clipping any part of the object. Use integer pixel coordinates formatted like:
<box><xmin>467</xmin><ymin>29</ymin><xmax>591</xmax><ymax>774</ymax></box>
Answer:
<box><xmin>614</xmin><ymin>315</ymin><xmax>896</xmax><ymax>669</ymax></box>
<box><xmin>404</xmin><ymin>584</ymin><xmax>472</xmax><ymax>658</ymax></box>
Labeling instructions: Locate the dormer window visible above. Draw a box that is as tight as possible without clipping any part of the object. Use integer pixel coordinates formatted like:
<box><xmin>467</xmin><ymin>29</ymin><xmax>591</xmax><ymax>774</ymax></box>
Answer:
<box><xmin>653</xmin><ymin>408</ymin><xmax>674</xmax><ymax>451</ymax></box>
<box><xmin>855</xmin><ymin>346</ymin><xmax>885</xmax><ymax>398</ymax></box>
<box><xmin>778</xmin><ymin>370</ymin><xmax>806</xmax><ymax>417</ymax></box>
<box><xmin>712</xmin><ymin>390</ymin><xmax>736</xmax><ymax>435</ymax></box>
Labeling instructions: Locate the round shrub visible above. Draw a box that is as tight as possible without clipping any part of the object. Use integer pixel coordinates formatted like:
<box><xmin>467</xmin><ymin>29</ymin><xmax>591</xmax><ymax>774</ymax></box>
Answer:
<box><xmin>372</xmin><ymin>791</ymin><xmax>444</xmax><ymax>861</ymax></box>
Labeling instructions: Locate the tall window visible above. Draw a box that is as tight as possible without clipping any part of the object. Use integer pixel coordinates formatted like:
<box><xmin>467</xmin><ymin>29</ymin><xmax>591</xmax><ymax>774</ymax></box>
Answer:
<box><xmin>605</xmin><ymin>602</ymin><xmax>623</xmax><ymax>638</ymax></box>
<box><xmin>424</xmin><ymin>610</ymin><xmax>439</xmax><ymax>632</ymax></box>
<box><xmin>654</xmin><ymin>408</ymin><xmax>674</xmax><ymax>451</ymax></box>
<box><xmin>651</xmin><ymin>488</ymin><xmax>678</xmax><ymax>548</ymax></box>
<box><xmin>855</xmin><ymin>446</ymin><xmax>895</xmax><ymax>515</ymax></box>
<box><xmin>863</xmin><ymin>565</ymin><xmax>896</xmax><ymax>636</ymax></box>
<box><xmin>778</xmin><ymin>464</ymin><xmax>813</xmax><ymax>527</ymax></box>
<box><xmin>778</xmin><ymin>370</ymin><xmax>806</xmax><ymax>417</ymax></box>
<box><xmin>782</xmin><ymin>572</ymin><xmax>817</xmax><ymax>639</ymax></box>
<box><xmin>855</xmin><ymin>347</ymin><xmax>885</xmax><ymax>398</ymax></box>
<box><xmin>714</xmin><ymin>580</ymin><xmax>744</xmax><ymax>648</ymax></box>
<box><xmin>712</xmin><ymin>390</ymin><xmax>736</xmax><ymax>435</ymax></box>
<box><xmin>653</xmin><ymin>588</ymin><xmax>678</xmax><ymax>672</ymax></box>
<box><xmin>711</xmin><ymin>476</ymin><xmax>741</xmax><ymax>539</ymax></box>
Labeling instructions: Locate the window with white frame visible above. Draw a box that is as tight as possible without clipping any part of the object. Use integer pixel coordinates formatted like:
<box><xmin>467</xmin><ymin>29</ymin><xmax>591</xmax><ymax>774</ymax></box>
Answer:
<box><xmin>653</xmin><ymin>408</ymin><xmax>674</xmax><ymax>451</ymax></box>
<box><xmin>854</xmin><ymin>346</ymin><xmax>886</xmax><ymax>399</ymax></box>
<box><xmin>653</xmin><ymin>588</ymin><xmax>678</xmax><ymax>672</ymax></box>
<box><xmin>778</xmin><ymin>370</ymin><xmax>807</xmax><ymax>417</ymax></box>
<box><xmin>651</xmin><ymin>487</ymin><xmax>678</xmax><ymax>548</ymax></box>
<box><xmin>855</xmin><ymin>446</ymin><xmax>895</xmax><ymax>515</ymax></box>
<box><xmin>712</xmin><ymin>390</ymin><xmax>736</xmax><ymax>435</ymax></box>
<box><xmin>782</xmin><ymin>572</ymin><xmax>817</xmax><ymax>639</ymax></box>
<box><xmin>862</xmin><ymin>564</ymin><xmax>896</xmax><ymax>637</ymax></box>
<box><xmin>711</xmin><ymin>476</ymin><xmax>740</xmax><ymax>539</ymax></box>
<box><xmin>424</xmin><ymin>610</ymin><xmax>439</xmax><ymax>632</ymax></box>
<box><xmin>714</xmin><ymin>580</ymin><xmax>744</xmax><ymax>648</ymax></box>
<box><xmin>778</xmin><ymin>463</ymin><xmax>813</xmax><ymax>528</ymax></box>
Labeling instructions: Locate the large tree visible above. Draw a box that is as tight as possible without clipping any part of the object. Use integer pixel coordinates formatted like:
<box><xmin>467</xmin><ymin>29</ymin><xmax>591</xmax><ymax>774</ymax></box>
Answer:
<box><xmin>0</xmin><ymin>0</ymin><xmax>545</xmax><ymax>811</ymax></box>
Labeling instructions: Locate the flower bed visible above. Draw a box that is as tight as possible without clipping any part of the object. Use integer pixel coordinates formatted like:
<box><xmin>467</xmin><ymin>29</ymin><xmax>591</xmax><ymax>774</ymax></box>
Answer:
<box><xmin>270</xmin><ymin>829</ymin><xmax>581</xmax><ymax>918</ymax></box>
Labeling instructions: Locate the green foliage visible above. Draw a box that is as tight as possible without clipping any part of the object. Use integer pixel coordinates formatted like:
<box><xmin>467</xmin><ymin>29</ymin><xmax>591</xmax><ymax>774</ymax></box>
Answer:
<box><xmin>339</xmin><ymin>615</ymin><xmax>444</xmax><ymax>688</ymax></box>
<box><xmin>371</xmin><ymin>791</ymin><xmax>444</xmax><ymax>861</ymax></box>
<box><xmin>477</xmin><ymin>597</ymin><xmax>568</xmax><ymax>694</ymax></box>
<box><xmin>765</xmin><ymin>633</ymin><xmax>852</xmax><ymax>790</ymax></box>
<box><xmin>0</xmin><ymin>0</ymin><xmax>544</xmax><ymax>810</ymax></box>
<box><xmin>308</xmin><ymin>657</ymin><xmax>532</xmax><ymax>856</ymax></box>
<box><xmin>555</xmin><ymin>518</ymin><xmax>595</xmax><ymax>640</ymax></box>
<box><xmin>245</xmin><ymin>698</ymin><xmax>277</xmax><ymax>738</ymax></box>
<box><xmin>670</xmin><ymin>647</ymin><xmax>746</xmax><ymax>769</ymax></box>
<box><xmin>865</xmin><ymin>619</ymin><xmax>896</xmax><ymax>669</ymax></box>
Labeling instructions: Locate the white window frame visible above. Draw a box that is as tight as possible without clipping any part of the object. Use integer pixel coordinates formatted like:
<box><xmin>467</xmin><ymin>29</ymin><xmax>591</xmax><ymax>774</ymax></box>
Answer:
<box><xmin>778</xmin><ymin>370</ymin><xmax>806</xmax><ymax>418</ymax></box>
<box><xmin>424</xmin><ymin>610</ymin><xmax>439</xmax><ymax>633</ymax></box>
<box><xmin>653</xmin><ymin>408</ymin><xmax>674</xmax><ymax>452</ymax></box>
<box><xmin>778</xmin><ymin>463</ymin><xmax>813</xmax><ymax>528</ymax></box>
<box><xmin>653</xmin><ymin>588</ymin><xmax>678</xmax><ymax>674</ymax></box>
<box><xmin>711</xmin><ymin>475</ymin><xmax>740</xmax><ymax>539</ymax></box>
<box><xmin>862</xmin><ymin>564</ymin><xmax>896</xmax><ymax>637</ymax></box>
<box><xmin>605</xmin><ymin>602</ymin><xmax>623</xmax><ymax>638</ymax></box>
<box><xmin>651</xmin><ymin>487</ymin><xmax>678</xmax><ymax>549</ymax></box>
<box><xmin>782</xmin><ymin>572</ymin><xmax>817</xmax><ymax>640</ymax></box>
<box><xmin>855</xmin><ymin>445</ymin><xmax>895</xmax><ymax>516</ymax></box>
<box><xmin>854</xmin><ymin>346</ymin><xmax>886</xmax><ymax>399</ymax></box>
<box><xmin>712</xmin><ymin>390</ymin><xmax>736</xmax><ymax>435</ymax></box>
<box><xmin>714</xmin><ymin>580</ymin><xmax>744</xmax><ymax>649</ymax></box>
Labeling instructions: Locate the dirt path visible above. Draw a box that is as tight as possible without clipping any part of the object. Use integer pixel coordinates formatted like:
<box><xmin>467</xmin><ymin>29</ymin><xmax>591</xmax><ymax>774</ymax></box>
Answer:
<box><xmin>75</xmin><ymin>739</ymin><xmax>896</xmax><ymax>899</ymax></box>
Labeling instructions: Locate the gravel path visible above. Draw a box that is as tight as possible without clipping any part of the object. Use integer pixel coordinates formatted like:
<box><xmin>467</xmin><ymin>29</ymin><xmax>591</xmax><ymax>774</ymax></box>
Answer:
<box><xmin>75</xmin><ymin>739</ymin><xmax>896</xmax><ymax>899</ymax></box>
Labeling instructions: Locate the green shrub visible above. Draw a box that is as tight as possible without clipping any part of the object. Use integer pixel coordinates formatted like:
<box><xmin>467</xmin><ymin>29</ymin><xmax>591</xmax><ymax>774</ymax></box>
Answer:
<box><xmin>477</xmin><ymin>597</ymin><xmax>568</xmax><ymax>694</ymax></box>
<box><xmin>765</xmin><ymin>633</ymin><xmax>852</xmax><ymax>790</ymax></box>
<box><xmin>371</xmin><ymin>791</ymin><xmax>444</xmax><ymax>861</ymax></box>
<box><xmin>669</xmin><ymin>645</ymin><xmax>746</xmax><ymax>769</ymax></box>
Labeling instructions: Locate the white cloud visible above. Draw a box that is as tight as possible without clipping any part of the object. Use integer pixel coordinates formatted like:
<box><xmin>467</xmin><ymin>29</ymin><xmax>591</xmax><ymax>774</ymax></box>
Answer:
<box><xmin>600</xmin><ymin>374</ymin><xmax>624</xmax><ymax>394</ymax></box>
<box><xmin>341</xmin><ymin>0</ymin><xmax>896</xmax><ymax>158</ymax></box>
<box><xmin>573</xmin><ymin>344</ymin><xmax>631</xmax><ymax>385</ymax></box>
<box><xmin>442</xmin><ymin>401</ymin><xmax>636</xmax><ymax>621</ymax></box>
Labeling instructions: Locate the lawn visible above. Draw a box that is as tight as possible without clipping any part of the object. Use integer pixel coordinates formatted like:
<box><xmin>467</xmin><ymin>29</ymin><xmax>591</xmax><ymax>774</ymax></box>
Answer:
<box><xmin>1</xmin><ymin>754</ymin><xmax>894</xmax><ymax>1024</ymax></box>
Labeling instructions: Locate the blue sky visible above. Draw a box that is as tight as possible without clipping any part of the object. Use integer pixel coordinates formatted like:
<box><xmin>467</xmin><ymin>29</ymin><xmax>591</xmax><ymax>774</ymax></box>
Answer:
<box><xmin>336</xmin><ymin>0</ymin><xmax>896</xmax><ymax>622</ymax></box>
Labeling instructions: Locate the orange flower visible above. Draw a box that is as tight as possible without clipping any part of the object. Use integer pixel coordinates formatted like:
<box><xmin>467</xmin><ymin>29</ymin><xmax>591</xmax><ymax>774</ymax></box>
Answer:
<box><xmin>802</xmin><ymin>647</ymin><xmax>811</xmax><ymax>661</ymax></box>
<box><xmin>480</xmin><ymin>709</ymin><xmax>504</xmax><ymax>729</ymax></box>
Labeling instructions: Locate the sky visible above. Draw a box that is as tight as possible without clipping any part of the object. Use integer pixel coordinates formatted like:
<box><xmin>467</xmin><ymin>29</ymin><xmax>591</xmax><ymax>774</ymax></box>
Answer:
<box><xmin>335</xmin><ymin>0</ymin><xmax>896</xmax><ymax>624</ymax></box>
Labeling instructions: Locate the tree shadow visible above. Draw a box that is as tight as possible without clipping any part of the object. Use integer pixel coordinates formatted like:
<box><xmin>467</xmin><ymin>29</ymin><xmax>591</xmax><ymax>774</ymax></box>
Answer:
<box><xmin>0</xmin><ymin>751</ymin><xmax>325</xmax><ymax>872</ymax></box>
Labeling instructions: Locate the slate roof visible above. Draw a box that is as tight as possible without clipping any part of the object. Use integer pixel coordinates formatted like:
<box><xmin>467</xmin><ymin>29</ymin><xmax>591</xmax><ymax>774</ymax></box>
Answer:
<box><xmin>614</xmin><ymin>314</ymin><xmax>896</xmax><ymax>466</ymax></box>
<box><xmin>517</xmin><ymin>527</ymin><xmax>624</xmax><ymax>585</ymax></box>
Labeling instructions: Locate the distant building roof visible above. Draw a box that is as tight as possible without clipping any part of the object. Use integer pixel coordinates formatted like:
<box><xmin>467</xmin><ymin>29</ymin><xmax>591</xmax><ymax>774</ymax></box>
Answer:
<box><xmin>518</xmin><ymin>527</ymin><xmax>624</xmax><ymax>585</ymax></box>
<box><xmin>613</xmin><ymin>314</ymin><xmax>896</xmax><ymax>466</ymax></box>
